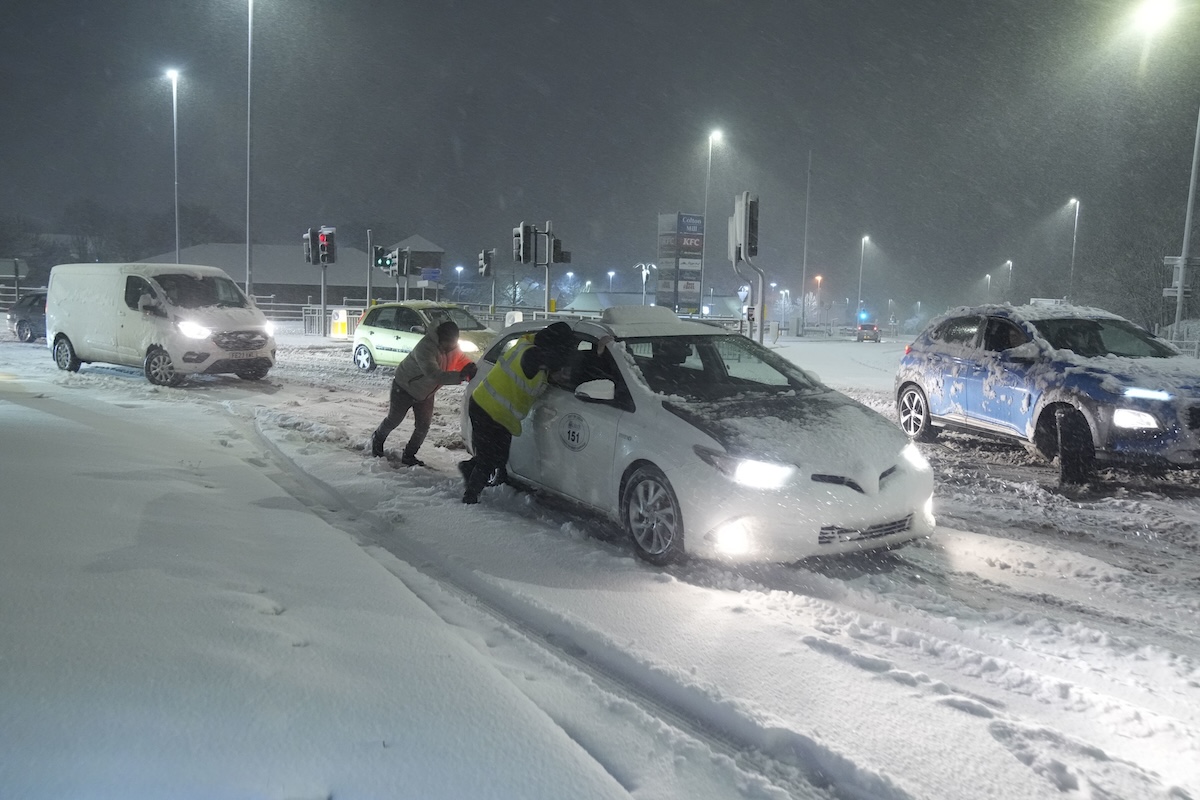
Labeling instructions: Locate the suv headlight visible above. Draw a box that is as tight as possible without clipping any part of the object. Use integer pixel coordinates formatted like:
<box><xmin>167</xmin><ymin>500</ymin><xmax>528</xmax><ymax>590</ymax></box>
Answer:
<box><xmin>694</xmin><ymin>446</ymin><xmax>797</xmax><ymax>489</ymax></box>
<box><xmin>1113</xmin><ymin>408</ymin><xmax>1159</xmax><ymax>430</ymax></box>
<box><xmin>178</xmin><ymin>320</ymin><xmax>212</xmax><ymax>340</ymax></box>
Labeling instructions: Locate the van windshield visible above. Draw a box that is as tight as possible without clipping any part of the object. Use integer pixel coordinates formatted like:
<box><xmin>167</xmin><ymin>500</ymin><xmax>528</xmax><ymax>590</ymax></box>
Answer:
<box><xmin>153</xmin><ymin>274</ymin><xmax>248</xmax><ymax>309</ymax></box>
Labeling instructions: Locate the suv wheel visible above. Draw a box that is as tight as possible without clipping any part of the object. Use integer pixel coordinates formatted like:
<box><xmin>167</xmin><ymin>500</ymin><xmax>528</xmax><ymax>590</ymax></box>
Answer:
<box><xmin>898</xmin><ymin>384</ymin><xmax>939</xmax><ymax>442</ymax></box>
<box><xmin>1055</xmin><ymin>407</ymin><xmax>1094</xmax><ymax>485</ymax></box>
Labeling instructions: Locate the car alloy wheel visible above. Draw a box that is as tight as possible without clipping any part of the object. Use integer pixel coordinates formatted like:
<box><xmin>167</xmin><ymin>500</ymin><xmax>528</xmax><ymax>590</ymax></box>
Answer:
<box><xmin>144</xmin><ymin>347</ymin><xmax>181</xmax><ymax>387</ymax></box>
<box><xmin>353</xmin><ymin>344</ymin><xmax>376</xmax><ymax>372</ymax></box>
<box><xmin>622</xmin><ymin>465</ymin><xmax>685</xmax><ymax>565</ymax></box>
<box><xmin>53</xmin><ymin>336</ymin><xmax>81</xmax><ymax>372</ymax></box>
<box><xmin>16</xmin><ymin>320</ymin><xmax>35</xmax><ymax>342</ymax></box>
<box><xmin>898</xmin><ymin>384</ymin><xmax>938</xmax><ymax>442</ymax></box>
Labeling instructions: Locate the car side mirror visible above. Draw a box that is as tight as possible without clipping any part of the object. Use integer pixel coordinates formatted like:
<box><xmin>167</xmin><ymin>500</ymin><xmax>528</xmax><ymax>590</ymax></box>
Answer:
<box><xmin>575</xmin><ymin>378</ymin><xmax>616</xmax><ymax>402</ymax></box>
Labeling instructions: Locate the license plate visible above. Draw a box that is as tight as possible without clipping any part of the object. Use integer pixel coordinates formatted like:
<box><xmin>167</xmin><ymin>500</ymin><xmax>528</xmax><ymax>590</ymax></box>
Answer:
<box><xmin>229</xmin><ymin>351</ymin><xmax>257</xmax><ymax>359</ymax></box>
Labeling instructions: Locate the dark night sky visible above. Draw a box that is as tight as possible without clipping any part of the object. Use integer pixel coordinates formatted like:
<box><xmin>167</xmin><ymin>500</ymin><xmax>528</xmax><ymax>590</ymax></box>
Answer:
<box><xmin>3</xmin><ymin>0</ymin><xmax>1198</xmax><ymax>316</ymax></box>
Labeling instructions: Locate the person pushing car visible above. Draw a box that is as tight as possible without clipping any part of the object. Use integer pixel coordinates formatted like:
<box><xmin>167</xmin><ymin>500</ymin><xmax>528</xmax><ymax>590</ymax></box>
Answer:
<box><xmin>459</xmin><ymin>320</ymin><xmax>575</xmax><ymax>504</ymax></box>
<box><xmin>371</xmin><ymin>320</ymin><xmax>476</xmax><ymax>466</ymax></box>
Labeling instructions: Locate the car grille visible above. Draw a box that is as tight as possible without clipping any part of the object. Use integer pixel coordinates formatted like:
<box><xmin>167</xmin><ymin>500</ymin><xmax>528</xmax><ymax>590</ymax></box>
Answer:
<box><xmin>819</xmin><ymin>514</ymin><xmax>912</xmax><ymax>545</ymax></box>
<box><xmin>1188</xmin><ymin>405</ymin><xmax>1200</xmax><ymax>430</ymax></box>
<box><xmin>812</xmin><ymin>465</ymin><xmax>898</xmax><ymax>494</ymax></box>
<box><xmin>212</xmin><ymin>330</ymin><xmax>269</xmax><ymax>351</ymax></box>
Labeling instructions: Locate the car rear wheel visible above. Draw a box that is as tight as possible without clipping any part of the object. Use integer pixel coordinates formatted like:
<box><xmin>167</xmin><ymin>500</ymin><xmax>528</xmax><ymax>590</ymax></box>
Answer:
<box><xmin>353</xmin><ymin>344</ymin><xmax>376</xmax><ymax>372</ymax></box>
<box><xmin>144</xmin><ymin>347</ymin><xmax>182</xmax><ymax>387</ymax></box>
<box><xmin>53</xmin><ymin>336</ymin><xmax>81</xmax><ymax>372</ymax></box>
<box><xmin>898</xmin><ymin>384</ymin><xmax>938</xmax><ymax>442</ymax></box>
<box><xmin>16</xmin><ymin>320</ymin><xmax>35</xmax><ymax>343</ymax></box>
<box><xmin>622</xmin><ymin>465</ymin><xmax>685</xmax><ymax>565</ymax></box>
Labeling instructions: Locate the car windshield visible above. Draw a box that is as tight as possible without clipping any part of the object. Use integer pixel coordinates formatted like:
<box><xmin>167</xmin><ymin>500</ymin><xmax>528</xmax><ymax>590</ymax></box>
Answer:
<box><xmin>1030</xmin><ymin>317</ymin><xmax>1177</xmax><ymax>358</ymax></box>
<box><xmin>153</xmin><ymin>274</ymin><xmax>248</xmax><ymax>309</ymax></box>
<box><xmin>424</xmin><ymin>306</ymin><xmax>486</xmax><ymax>331</ymax></box>
<box><xmin>623</xmin><ymin>334</ymin><xmax>821</xmax><ymax>400</ymax></box>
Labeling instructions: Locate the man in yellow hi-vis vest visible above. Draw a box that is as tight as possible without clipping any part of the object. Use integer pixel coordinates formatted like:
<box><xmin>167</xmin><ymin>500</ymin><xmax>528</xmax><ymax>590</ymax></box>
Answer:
<box><xmin>459</xmin><ymin>321</ymin><xmax>575</xmax><ymax>504</ymax></box>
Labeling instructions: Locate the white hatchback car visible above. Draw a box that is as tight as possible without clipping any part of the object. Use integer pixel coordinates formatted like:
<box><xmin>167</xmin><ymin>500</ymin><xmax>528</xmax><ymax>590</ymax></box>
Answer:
<box><xmin>461</xmin><ymin>306</ymin><xmax>935</xmax><ymax>564</ymax></box>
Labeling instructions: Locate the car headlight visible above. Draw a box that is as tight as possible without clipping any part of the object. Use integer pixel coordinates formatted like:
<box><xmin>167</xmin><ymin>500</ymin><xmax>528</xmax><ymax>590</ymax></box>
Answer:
<box><xmin>694</xmin><ymin>446</ymin><xmax>797</xmax><ymax>489</ymax></box>
<box><xmin>459</xmin><ymin>340</ymin><xmax>479</xmax><ymax>353</ymax></box>
<box><xmin>1123</xmin><ymin>387</ymin><xmax>1171</xmax><ymax>401</ymax></box>
<box><xmin>177</xmin><ymin>320</ymin><xmax>212</xmax><ymax>340</ymax></box>
<box><xmin>901</xmin><ymin>442</ymin><xmax>931</xmax><ymax>471</ymax></box>
<box><xmin>263</xmin><ymin>320</ymin><xmax>275</xmax><ymax>337</ymax></box>
<box><xmin>1113</xmin><ymin>408</ymin><xmax>1159</xmax><ymax>430</ymax></box>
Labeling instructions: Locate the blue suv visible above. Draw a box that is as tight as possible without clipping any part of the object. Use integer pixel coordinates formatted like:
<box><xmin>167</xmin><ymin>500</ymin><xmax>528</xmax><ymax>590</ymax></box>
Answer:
<box><xmin>895</xmin><ymin>304</ymin><xmax>1200</xmax><ymax>482</ymax></box>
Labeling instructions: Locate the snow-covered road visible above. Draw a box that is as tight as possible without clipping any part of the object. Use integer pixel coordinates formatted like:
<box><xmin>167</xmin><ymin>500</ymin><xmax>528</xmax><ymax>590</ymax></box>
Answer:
<box><xmin>2</xmin><ymin>327</ymin><xmax>1197</xmax><ymax>798</ymax></box>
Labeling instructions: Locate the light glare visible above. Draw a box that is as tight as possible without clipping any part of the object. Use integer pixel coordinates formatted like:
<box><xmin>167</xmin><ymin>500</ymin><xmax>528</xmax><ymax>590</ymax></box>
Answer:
<box><xmin>1134</xmin><ymin>0</ymin><xmax>1175</xmax><ymax>33</ymax></box>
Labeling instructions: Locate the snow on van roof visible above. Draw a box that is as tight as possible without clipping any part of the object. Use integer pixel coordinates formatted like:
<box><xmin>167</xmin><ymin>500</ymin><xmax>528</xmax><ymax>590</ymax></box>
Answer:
<box><xmin>51</xmin><ymin>262</ymin><xmax>234</xmax><ymax>278</ymax></box>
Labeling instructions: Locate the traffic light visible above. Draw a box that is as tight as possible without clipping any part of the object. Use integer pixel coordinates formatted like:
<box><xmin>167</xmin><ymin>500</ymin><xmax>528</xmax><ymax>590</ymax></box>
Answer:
<box><xmin>551</xmin><ymin>237</ymin><xmax>571</xmax><ymax>264</ymax></box>
<box><xmin>735</xmin><ymin>192</ymin><xmax>759</xmax><ymax>259</ymax></box>
<box><xmin>478</xmin><ymin>248</ymin><xmax>493</xmax><ymax>277</ymax></box>
<box><xmin>317</xmin><ymin>226</ymin><xmax>336</xmax><ymax>264</ymax></box>
<box><xmin>303</xmin><ymin>228</ymin><xmax>315</xmax><ymax>264</ymax></box>
<box><xmin>373</xmin><ymin>246</ymin><xmax>396</xmax><ymax>272</ymax></box>
<box><xmin>512</xmin><ymin>222</ymin><xmax>533</xmax><ymax>264</ymax></box>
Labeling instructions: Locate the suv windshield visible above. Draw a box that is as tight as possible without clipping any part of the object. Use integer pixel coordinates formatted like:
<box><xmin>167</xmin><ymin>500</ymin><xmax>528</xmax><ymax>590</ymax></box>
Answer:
<box><xmin>624</xmin><ymin>334</ymin><xmax>820</xmax><ymax>400</ymax></box>
<box><xmin>425</xmin><ymin>306</ymin><xmax>486</xmax><ymax>331</ymax></box>
<box><xmin>153</xmin><ymin>274</ymin><xmax>248</xmax><ymax>309</ymax></box>
<box><xmin>1031</xmin><ymin>317</ymin><xmax>1177</xmax><ymax>359</ymax></box>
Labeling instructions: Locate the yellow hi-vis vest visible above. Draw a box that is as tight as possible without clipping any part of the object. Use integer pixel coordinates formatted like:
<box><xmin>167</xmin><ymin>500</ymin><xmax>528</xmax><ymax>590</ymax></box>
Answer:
<box><xmin>472</xmin><ymin>335</ymin><xmax>548</xmax><ymax>435</ymax></box>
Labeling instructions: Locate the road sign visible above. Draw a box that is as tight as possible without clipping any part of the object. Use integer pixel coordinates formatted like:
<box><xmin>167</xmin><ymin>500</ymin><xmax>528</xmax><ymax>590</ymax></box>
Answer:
<box><xmin>421</xmin><ymin>268</ymin><xmax>441</xmax><ymax>282</ymax></box>
<box><xmin>1163</xmin><ymin>287</ymin><xmax>1193</xmax><ymax>298</ymax></box>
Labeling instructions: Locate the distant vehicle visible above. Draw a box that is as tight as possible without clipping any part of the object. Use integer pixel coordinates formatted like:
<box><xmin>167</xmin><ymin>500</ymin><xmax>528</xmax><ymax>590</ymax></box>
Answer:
<box><xmin>895</xmin><ymin>303</ymin><xmax>1200</xmax><ymax>482</ymax></box>
<box><xmin>6</xmin><ymin>290</ymin><xmax>46</xmax><ymax>343</ymax></box>
<box><xmin>46</xmin><ymin>263</ymin><xmax>276</xmax><ymax>386</ymax></box>
<box><xmin>462</xmin><ymin>306</ymin><xmax>935</xmax><ymax>564</ymax></box>
<box><xmin>352</xmin><ymin>301</ymin><xmax>497</xmax><ymax>371</ymax></box>
<box><xmin>856</xmin><ymin>323</ymin><xmax>880</xmax><ymax>342</ymax></box>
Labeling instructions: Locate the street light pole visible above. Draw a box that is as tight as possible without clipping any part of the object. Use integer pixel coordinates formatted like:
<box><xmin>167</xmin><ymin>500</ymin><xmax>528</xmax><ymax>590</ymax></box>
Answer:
<box><xmin>986</xmin><ymin>273</ymin><xmax>992</xmax><ymax>303</ymax></box>
<box><xmin>1068</xmin><ymin>198</ymin><xmax>1079</xmax><ymax>302</ymax></box>
<box><xmin>244</xmin><ymin>0</ymin><xmax>254</xmax><ymax>297</ymax></box>
<box><xmin>700</xmin><ymin>130</ymin><xmax>721</xmax><ymax>316</ymax></box>
<box><xmin>607</xmin><ymin>270</ymin><xmax>615</xmax><ymax>293</ymax></box>
<box><xmin>857</xmin><ymin>235</ymin><xmax>869</xmax><ymax>319</ymax></box>
<box><xmin>1174</xmin><ymin>103</ymin><xmax>1200</xmax><ymax>330</ymax></box>
<box><xmin>1005</xmin><ymin>260</ymin><xmax>1013</xmax><ymax>302</ymax></box>
<box><xmin>166</xmin><ymin>69</ymin><xmax>180</xmax><ymax>264</ymax></box>
<box><xmin>815</xmin><ymin>275</ymin><xmax>822</xmax><ymax>326</ymax></box>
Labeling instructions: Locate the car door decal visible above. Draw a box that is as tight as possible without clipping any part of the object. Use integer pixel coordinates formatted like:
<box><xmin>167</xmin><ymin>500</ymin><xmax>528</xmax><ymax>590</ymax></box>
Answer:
<box><xmin>559</xmin><ymin>413</ymin><xmax>590</xmax><ymax>451</ymax></box>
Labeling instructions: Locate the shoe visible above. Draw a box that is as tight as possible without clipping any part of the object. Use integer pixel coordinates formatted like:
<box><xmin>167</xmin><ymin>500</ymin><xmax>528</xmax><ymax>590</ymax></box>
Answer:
<box><xmin>400</xmin><ymin>453</ymin><xmax>425</xmax><ymax>467</ymax></box>
<box><xmin>462</xmin><ymin>493</ymin><xmax>479</xmax><ymax>505</ymax></box>
<box><xmin>370</xmin><ymin>432</ymin><xmax>385</xmax><ymax>458</ymax></box>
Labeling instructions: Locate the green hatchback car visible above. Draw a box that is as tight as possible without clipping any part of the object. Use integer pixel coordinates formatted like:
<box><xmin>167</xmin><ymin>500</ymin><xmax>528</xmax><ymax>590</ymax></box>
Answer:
<box><xmin>352</xmin><ymin>301</ymin><xmax>498</xmax><ymax>371</ymax></box>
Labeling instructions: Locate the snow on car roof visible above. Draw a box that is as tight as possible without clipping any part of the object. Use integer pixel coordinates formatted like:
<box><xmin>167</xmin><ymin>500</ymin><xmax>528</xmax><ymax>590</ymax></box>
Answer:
<box><xmin>600</xmin><ymin>305</ymin><xmax>722</xmax><ymax>337</ymax></box>
<box><xmin>934</xmin><ymin>302</ymin><xmax>1127</xmax><ymax>323</ymax></box>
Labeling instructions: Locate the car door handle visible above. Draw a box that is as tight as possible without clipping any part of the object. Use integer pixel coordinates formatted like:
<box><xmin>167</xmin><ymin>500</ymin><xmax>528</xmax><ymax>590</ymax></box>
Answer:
<box><xmin>538</xmin><ymin>408</ymin><xmax>558</xmax><ymax>421</ymax></box>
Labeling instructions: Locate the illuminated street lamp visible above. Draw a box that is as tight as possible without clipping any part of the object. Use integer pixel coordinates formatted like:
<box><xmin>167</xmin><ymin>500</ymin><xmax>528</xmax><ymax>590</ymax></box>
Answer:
<box><xmin>857</xmin><ymin>235</ymin><xmax>869</xmax><ymax>319</ymax></box>
<box><xmin>1005</xmin><ymin>260</ymin><xmax>1014</xmax><ymax>301</ymax></box>
<box><xmin>700</xmin><ymin>129</ymin><xmax>722</xmax><ymax>314</ymax></box>
<box><xmin>1067</xmin><ymin>199</ymin><xmax>1080</xmax><ymax>301</ymax></box>
<box><xmin>585</xmin><ymin>280</ymin><xmax>592</xmax><ymax>292</ymax></box>
<box><xmin>165</xmin><ymin>69</ymin><xmax>180</xmax><ymax>264</ymax></box>
<box><xmin>985</xmin><ymin>273</ymin><xmax>992</xmax><ymax>303</ymax></box>
<box><xmin>1134</xmin><ymin>0</ymin><xmax>1175</xmax><ymax>32</ymax></box>
<box><xmin>815</xmin><ymin>274</ymin><xmax>823</xmax><ymax>325</ymax></box>
<box><xmin>633</xmin><ymin>262</ymin><xmax>656</xmax><ymax>305</ymax></box>
<box><xmin>607</xmin><ymin>270</ymin><xmax>616</xmax><ymax>292</ymax></box>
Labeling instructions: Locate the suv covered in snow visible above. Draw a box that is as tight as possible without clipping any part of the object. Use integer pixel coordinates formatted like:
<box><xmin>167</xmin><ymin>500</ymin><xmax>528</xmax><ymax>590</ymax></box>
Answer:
<box><xmin>895</xmin><ymin>304</ymin><xmax>1200</xmax><ymax>482</ymax></box>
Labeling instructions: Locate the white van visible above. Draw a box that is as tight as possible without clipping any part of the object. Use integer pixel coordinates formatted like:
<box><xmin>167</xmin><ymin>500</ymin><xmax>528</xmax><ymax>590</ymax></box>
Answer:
<box><xmin>46</xmin><ymin>263</ymin><xmax>276</xmax><ymax>386</ymax></box>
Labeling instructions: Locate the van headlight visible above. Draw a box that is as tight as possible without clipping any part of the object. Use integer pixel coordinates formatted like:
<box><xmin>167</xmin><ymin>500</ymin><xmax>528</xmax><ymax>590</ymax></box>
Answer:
<box><xmin>1113</xmin><ymin>408</ymin><xmax>1159</xmax><ymax>430</ymax></box>
<box><xmin>901</xmin><ymin>442</ymin><xmax>931</xmax><ymax>471</ymax></box>
<box><xmin>694</xmin><ymin>446</ymin><xmax>797</xmax><ymax>489</ymax></box>
<box><xmin>177</xmin><ymin>320</ymin><xmax>212</xmax><ymax>340</ymax></box>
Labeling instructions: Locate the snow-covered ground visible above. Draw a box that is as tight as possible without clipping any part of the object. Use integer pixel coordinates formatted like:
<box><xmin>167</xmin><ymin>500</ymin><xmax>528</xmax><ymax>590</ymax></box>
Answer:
<box><xmin>1</xmin><ymin>324</ymin><xmax>1197</xmax><ymax>799</ymax></box>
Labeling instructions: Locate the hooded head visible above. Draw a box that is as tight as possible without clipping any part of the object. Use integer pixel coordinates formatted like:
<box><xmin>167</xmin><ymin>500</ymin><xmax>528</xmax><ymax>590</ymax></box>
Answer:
<box><xmin>435</xmin><ymin>320</ymin><xmax>460</xmax><ymax>352</ymax></box>
<box><xmin>534</xmin><ymin>321</ymin><xmax>574</xmax><ymax>367</ymax></box>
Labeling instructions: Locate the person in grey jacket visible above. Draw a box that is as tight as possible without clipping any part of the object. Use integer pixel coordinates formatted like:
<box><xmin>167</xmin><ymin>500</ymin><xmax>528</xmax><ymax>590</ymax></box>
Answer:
<box><xmin>371</xmin><ymin>320</ymin><xmax>477</xmax><ymax>465</ymax></box>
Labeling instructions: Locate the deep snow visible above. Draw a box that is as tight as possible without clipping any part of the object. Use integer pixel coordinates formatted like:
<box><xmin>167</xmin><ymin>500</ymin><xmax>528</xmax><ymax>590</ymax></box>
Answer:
<box><xmin>1</xmin><ymin>323</ymin><xmax>1197</xmax><ymax>799</ymax></box>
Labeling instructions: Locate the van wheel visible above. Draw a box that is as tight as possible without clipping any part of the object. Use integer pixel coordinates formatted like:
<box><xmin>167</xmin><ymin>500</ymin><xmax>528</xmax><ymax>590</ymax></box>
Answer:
<box><xmin>53</xmin><ymin>336</ymin><xmax>81</xmax><ymax>372</ymax></box>
<box><xmin>236</xmin><ymin>366</ymin><xmax>269</xmax><ymax>381</ymax></box>
<box><xmin>622</xmin><ymin>465</ymin><xmax>686</xmax><ymax>565</ymax></box>
<box><xmin>16</xmin><ymin>320</ymin><xmax>36</xmax><ymax>343</ymax></box>
<box><xmin>144</xmin><ymin>348</ymin><xmax>182</xmax><ymax>387</ymax></box>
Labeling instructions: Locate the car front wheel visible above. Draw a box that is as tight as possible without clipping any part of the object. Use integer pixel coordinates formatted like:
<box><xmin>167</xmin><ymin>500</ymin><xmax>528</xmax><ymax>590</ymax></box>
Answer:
<box><xmin>353</xmin><ymin>344</ymin><xmax>376</xmax><ymax>372</ymax></box>
<box><xmin>144</xmin><ymin>347</ymin><xmax>182</xmax><ymax>386</ymax></box>
<box><xmin>898</xmin><ymin>384</ymin><xmax>938</xmax><ymax>442</ymax></box>
<box><xmin>16</xmin><ymin>320</ymin><xmax>35</xmax><ymax>342</ymax></box>
<box><xmin>236</xmin><ymin>366</ymin><xmax>269</xmax><ymax>381</ymax></box>
<box><xmin>53</xmin><ymin>336</ymin><xmax>81</xmax><ymax>372</ymax></box>
<box><xmin>622</xmin><ymin>465</ymin><xmax>686</xmax><ymax>565</ymax></box>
